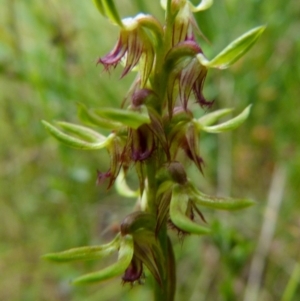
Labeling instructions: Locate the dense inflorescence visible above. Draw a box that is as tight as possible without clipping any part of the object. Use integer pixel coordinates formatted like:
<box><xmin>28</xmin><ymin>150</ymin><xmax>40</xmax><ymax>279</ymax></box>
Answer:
<box><xmin>42</xmin><ymin>0</ymin><xmax>264</xmax><ymax>299</ymax></box>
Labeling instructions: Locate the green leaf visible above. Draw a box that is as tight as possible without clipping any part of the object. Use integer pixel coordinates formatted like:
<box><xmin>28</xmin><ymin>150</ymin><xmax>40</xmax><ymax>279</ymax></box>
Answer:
<box><xmin>93</xmin><ymin>106</ymin><xmax>150</xmax><ymax>129</ymax></box>
<box><xmin>201</xmin><ymin>105</ymin><xmax>252</xmax><ymax>133</ymax></box>
<box><xmin>73</xmin><ymin>235</ymin><xmax>134</xmax><ymax>284</ymax></box>
<box><xmin>77</xmin><ymin>103</ymin><xmax>122</xmax><ymax>130</ymax></box>
<box><xmin>169</xmin><ymin>185</ymin><xmax>211</xmax><ymax>235</ymax></box>
<box><xmin>93</xmin><ymin>0</ymin><xmax>124</xmax><ymax>27</ymax></box>
<box><xmin>189</xmin><ymin>184</ymin><xmax>254</xmax><ymax>210</ymax></box>
<box><xmin>42</xmin><ymin>120</ymin><xmax>114</xmax><ymax>150</ymax></box>
<box><xmin>42</xmin><ymin>234</ymin><xmax>120</xmax><ymax>262</ymax></box>
<box><xmin>197</xmin><ymin>26</ymin><xmax>266</xmax><ymax>69</ymax></box>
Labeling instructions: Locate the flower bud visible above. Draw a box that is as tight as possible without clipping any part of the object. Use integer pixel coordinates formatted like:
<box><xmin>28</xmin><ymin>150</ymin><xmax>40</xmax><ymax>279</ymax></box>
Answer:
<box><xmin>167</xmin><ymin>161</ymin><xmax>188</xmax><ymax>185</ymax></box>
<box><xmin>120</xmin><ymin>211</ymin><xmax>156</xmax><ymax>236</ymax></box>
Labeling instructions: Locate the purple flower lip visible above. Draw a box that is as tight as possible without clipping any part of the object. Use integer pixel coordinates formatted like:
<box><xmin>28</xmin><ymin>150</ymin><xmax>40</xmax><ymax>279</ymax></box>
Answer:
<box><xmin>122</xmin><ymin>257</ymin><xmax>144</xmax><ymax>284</ymax></box>
<box><xmin>98</xmin><ymin>34</ymin><xmax>127</xmax><ymax>72</ymax></box>
<box><xmin>98</xmin><ymin>25</ymin><xmax>155</xmax><ymax>85</ymax></box>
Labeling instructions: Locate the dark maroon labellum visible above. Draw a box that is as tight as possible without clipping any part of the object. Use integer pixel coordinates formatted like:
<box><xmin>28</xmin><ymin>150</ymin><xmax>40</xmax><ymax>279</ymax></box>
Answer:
<box><xmin>122</xmin><ymin>257</ymin><xmax>144</xmax><ymax>284</ymax></box>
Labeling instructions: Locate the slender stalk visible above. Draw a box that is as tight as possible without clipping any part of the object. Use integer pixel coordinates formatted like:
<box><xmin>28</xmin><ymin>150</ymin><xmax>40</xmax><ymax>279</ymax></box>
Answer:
<box><xmin>166</xmin><ymin>236</ymin><xmax>176</xmax><ymax>301</ymax></box>
<box><xmin>146</xmin><ymin>157</ymin><xmax>174</xmax><ymax>300</ymax></box>
<box><xmin>243</xmin><ymin>164</ymin><xmax>287</xmax><ymax>301</ymax></box>
<box><xmin>152</xmin><ymin>2</ymin><xmax>182</xmax><ymax>299</ymax></box>
<box><xmin>153</xmin><ymin>227</ymin><xmax>176</xmax><ymax>301</ymax></box>
<box><xmin>154</xmin><ymin>225</ymin><xmax>169</xmax><ymax>300</ymax></box>
<box><xmin>146</xmin><ymin>158</ymin><xmax>158</xmax><ymax>215</ymax></box>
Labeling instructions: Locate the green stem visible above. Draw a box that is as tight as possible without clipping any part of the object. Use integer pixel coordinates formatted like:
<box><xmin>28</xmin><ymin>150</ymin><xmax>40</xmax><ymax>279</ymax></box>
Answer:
<box><xmin>146</xmin><ymin>158</ymin><xmax>157</xmax><ymax>215</ymax></box>
<box><xmin>154</xmin><ymin>230</ymin><xmax>176</xmax><ymax>301</ymax></box>
<box><xmin>152</xmin><ymin>0</ymin><xmax>175</xmax><ymax>112</ymax></box>
<box><xmin>145</xmin><ymin>162</ymin><xmax>167</xmax><ymax>300</ymax></box>
<box><xmin>146</xmin><ymin>158</ymin><xmax>175</xmax><ymax>301</ymax></box>
<box><xmin>147</xmin><ymin>2</ymin><xmax>177</xmax><ymax>300</ymax></box>
<box><xmin>166</xmin><ymin>235</ymin><xmax>176</xmax><ymax>301</ymax></box>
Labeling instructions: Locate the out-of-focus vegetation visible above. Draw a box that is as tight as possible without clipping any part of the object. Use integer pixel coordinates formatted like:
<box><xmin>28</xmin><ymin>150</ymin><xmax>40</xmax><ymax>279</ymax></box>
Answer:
<box><xmin>0</xmin><ymin>0</ymin><xmax>299</xmax><ymax>300</ymax></box>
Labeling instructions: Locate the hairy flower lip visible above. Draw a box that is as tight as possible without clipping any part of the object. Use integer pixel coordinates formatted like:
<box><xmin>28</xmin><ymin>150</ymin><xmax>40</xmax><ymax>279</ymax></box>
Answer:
<box><xmin>98</xmin><ymin>15</ymin><xmax>159</xmax><ymax>86</ymax></box>
<box><xmin>97</xmin><ymin>32</ymin><xmax>127</xmax><ymax>71</ymax></box>
<box><xmin>97</xmin><ymin>28</ymin><xmax>142</xmax><ymax>77</ymax></box>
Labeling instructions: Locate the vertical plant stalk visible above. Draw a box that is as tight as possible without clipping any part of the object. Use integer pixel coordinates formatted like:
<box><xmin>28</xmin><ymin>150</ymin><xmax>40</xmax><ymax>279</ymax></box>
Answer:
<box><xmin>146</xmin><ymin>159</ymin><xmax>173</xmax><ymax>299</ymax></box>
<box><xmin>154</xmin><ymin>234</ymin><xmax>176</xmax><ymax>301</ymax></box>
<box><xmin>148</xmin><ymin>2</ymin><xmax>176</xmax><ymax>297</ymax></box>
<box><xmin>243</xmin><ymin>164</ymin><xmax>287</xmax><ymax>301</ymax></box>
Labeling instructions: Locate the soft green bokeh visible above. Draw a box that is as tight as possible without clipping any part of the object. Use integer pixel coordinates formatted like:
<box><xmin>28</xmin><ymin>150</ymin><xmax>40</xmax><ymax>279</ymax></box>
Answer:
<box><xmin>1</xmin><ymin>0</ymin><xmax>299</xmax><ymax>300</ymax></box>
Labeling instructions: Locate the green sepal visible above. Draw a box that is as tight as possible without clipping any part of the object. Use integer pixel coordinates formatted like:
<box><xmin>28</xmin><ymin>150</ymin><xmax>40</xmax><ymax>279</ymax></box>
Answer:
<box><xmin>165</xmin><ymin>43</ymin><xmax>199</xmax><ymax>71</ymax></box>
<box><xmin>55</xmin><ymin>121</ymin><xmax>105</xmax><ymax>142</ymax></box>
<box><xmin>200</xmin><ymin>105</ymin><xmax>252</xmax><ymax>133</ymax></box>
<box><xmin>73</xmin><ymin>235</ymin><xmax>134</xmax><ymax>284</ymax></box>
<box><xmin>156</xmin><ymin>180</ymin><xmax>174</xmax><ymax>197</ymax></box>
<box><xmin>42</xmin><ymin>234</ymin><xmax>120</xmax><ymax>262</ymax></box>
<box><xmin>156</xmin><ymin>189</ymin><xmax>172</xmax><ymax>234</ymax></box>
<box><xmin>133</xmin><ymin>230</ymin><xmax>165</xmax><ymax>285</ymax></box>
<box><xmin>77</xmin><ymin>103</ymin><xmax>122</xmax><ymax>130</ymax></box>
<box><xmin>137</xmin><ymin>14</ymin><xmax>164</xmax><ymax>46</ymax></box>
<box><xmin>93</xmin><ymin>106</ymin><xmax>151</xmax><ymax>129</ymax></box>
<box><xmin>147</xmin><ymin>107</ymin><xmax>169</xmax><ymax>157</ymax></box>
<box><xmin>197</xmin><ymin>26</ymin><xmax>266</xmax><ymax>69</ymax></box>
<box><xmin>42</xmin><ymin>120</ymin><xmax>114</xmax><ymax>150</ymax></box>
<box><xmin>195</xmin><ymin>108</ymin><xmax>233</xmax><ymax>127</ymax></box>
<box><xmin>189</xmin><ymin>0</ymin><xmax>213</xmax><ymax>12</ymax></box>
<box><xmin>189</xmin><ymin>183</ymin><xmax>255</xmax><ymax>210</ymax></box>
<box><xmin>138</xmin><ymin>44</ymin><xmax>155</xmax><ymax>87</ymax></box>
<box><xmin>160</xmin><ymin>0</ymin><xmax>213</xmax><ymax>12</ymax></box>
<box><xmin>93</xmin><ymin>0</ymin><xmax>124</xmax><ymax>27</ymax></box>
<box><xmin>115</xmin><ymin>169</ymin><xmax>139</xmax><ymax>198</ymax></box>
<box><xmin>170</xmin><ymin>185</ymin><xmax>211</xmax><ymax>235</ymax></box>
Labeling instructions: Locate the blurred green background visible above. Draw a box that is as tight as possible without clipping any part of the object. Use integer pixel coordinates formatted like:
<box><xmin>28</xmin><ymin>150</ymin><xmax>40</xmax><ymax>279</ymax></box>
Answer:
<box><xmin>1</xmin><ymin>0</ymin><xmax>299</xmax><ymax>300</ymax></box>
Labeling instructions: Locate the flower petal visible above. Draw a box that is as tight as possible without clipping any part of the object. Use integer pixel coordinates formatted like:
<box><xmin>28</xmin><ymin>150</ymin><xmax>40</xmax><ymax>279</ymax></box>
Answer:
<box><xmin>42</xmin><ymin>120</ymin><xmax>114</xmax><ymax>150</ymax></box>
<box><xmin>43</xmin><ymin>234</ymin><xmax>120</xmax><ymax>262</ymax></box>
<box><xmin>73</xmin><ymin>235</ymin><xmax>134</xmax><ymax>284</ymax></box>
<box><xmin>200</xmin><ymin>105</ymin><xmax>252</xmax><ymax>133</ymax></box>
<box><xmin>170</xmin><ymin>185</ymin><xmax>211</xmax><ymax>235</ymax></box>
